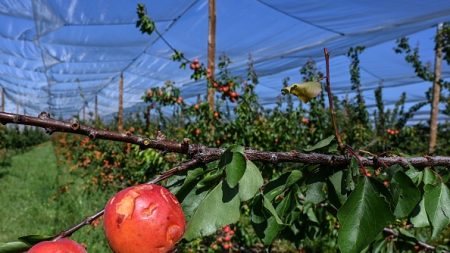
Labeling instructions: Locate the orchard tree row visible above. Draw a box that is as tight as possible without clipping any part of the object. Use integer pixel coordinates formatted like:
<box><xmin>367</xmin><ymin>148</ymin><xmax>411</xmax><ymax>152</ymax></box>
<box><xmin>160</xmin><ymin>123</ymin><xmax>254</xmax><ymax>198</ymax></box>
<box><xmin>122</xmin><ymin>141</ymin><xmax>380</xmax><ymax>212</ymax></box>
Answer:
<box><xmin>0</xmin><ymin>5</ymin><xmax>449</xmax><ymax>253</ymax></box>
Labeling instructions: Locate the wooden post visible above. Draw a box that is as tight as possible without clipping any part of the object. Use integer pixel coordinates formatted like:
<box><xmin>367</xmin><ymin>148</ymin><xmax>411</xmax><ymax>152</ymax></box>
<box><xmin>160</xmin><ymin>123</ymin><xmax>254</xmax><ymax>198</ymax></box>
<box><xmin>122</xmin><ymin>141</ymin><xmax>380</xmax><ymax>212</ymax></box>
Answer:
<box><xmin>95</xmin><ymin>93</ymin><xmax>98</xmax><ymax>121</ymax></box>
<box><xmin>118</xmin><ymin>73</ymin><xmax>124</xmax><ymax>131</ymax></box>
<box><xmin>82</xmin><ymin>105</ymin><xmax>86</xmax><ymax>122</ymax></box>
<box><xmin>207</xmin><ymin>0</ymin><xmax>216</xmax><ymax>111</ymax></box>
<box><xmin>144</xmin><ymin>105</ymin><xmax>151</xmax><ymax>130</ymax></box>
<box><xmin>429</xmin><ymin>24</ymin><xmax>443</xmax><ymax>154</ymax></box>
<box><xmin>1</xmin><ymin>87</ymin><xmax>4</xmax><ymax>112</ymax></box>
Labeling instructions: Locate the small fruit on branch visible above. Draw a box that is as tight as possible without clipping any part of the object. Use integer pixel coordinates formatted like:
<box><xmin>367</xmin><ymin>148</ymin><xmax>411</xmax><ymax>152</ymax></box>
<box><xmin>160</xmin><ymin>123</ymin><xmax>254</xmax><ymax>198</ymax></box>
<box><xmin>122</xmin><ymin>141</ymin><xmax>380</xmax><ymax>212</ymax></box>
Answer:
<box><xmin>28</xmin><ymin>238</ymin><xmax>87</xmax><ymax>253</ymax></box>
<box><xmin>103</xmin><ymin>184</ymin><xmax>186</xmax><ymax>253</ymax></box>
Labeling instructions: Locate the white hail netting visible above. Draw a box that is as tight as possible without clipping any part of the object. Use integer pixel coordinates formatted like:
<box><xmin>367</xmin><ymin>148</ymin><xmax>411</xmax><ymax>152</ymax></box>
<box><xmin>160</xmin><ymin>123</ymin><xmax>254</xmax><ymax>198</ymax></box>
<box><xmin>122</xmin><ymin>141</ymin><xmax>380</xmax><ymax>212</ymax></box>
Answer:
<box><xmin>0</xmin><ymin>0</ymin><xmax>449</xmax><ymax>122</ymax></box>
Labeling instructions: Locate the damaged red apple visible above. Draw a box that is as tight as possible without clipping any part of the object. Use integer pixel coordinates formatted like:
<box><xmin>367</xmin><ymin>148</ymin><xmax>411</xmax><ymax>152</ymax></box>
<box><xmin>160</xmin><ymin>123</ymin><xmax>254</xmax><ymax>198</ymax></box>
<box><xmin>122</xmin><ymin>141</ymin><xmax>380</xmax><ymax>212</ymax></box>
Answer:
<box><xmin>28</xmin><ymin>238</ymin><xmax>87</xmax><ymax>253</ymax></box>
<box><xmin>103</xmin><ymin>184</ymin><xmax>186</xmax><ymax>253</ymax></box>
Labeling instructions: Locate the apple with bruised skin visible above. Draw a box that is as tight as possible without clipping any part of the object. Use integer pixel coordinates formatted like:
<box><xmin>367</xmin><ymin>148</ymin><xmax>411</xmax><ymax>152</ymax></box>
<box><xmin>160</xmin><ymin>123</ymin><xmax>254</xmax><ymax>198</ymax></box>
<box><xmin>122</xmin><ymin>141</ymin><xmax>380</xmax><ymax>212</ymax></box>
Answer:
<box><xmin>28</xmin><ymin>238</ymin><xmax>87</xmax><ymax>253</ymax></box>
<box><xmin>103</xmin><ymin>184</ymin><xmax>186</xmax><ymax>253</ymax></box>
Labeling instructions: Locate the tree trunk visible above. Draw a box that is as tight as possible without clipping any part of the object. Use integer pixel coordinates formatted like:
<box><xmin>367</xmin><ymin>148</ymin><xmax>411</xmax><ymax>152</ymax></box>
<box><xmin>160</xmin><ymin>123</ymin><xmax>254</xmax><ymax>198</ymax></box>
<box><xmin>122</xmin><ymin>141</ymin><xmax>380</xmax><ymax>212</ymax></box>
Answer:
<box><xmin>118</xmin><ymin>73</ymin><xmax>124</xmax><ymax>132</ymax></box>
<box><xmin>207</xmin><ymin>0</ymin><xmax>216</xmax><ymax>111</ymax></box>
<box><xmin>428</xmin><ymin>24</ymin><xmax>443</xmax><ymax>154</ymax></box>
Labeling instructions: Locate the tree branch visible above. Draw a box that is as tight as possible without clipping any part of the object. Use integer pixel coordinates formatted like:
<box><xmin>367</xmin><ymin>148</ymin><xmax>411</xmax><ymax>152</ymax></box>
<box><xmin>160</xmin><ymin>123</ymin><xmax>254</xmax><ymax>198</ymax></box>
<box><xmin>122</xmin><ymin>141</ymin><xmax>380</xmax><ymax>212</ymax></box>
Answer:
<box><xmin>383</xmin><ymin>228</ymin><xmax>449</xmax><ymax>253</ymax></box>
<box><xmin>1</xmin><ymin>111</ymin><xmax>449</xmax><ymax>168</ymax></box>
<box><xmin>323</xmin><ymin>48</ymin><xmax>344</xmax><ymax>150</ymax></box>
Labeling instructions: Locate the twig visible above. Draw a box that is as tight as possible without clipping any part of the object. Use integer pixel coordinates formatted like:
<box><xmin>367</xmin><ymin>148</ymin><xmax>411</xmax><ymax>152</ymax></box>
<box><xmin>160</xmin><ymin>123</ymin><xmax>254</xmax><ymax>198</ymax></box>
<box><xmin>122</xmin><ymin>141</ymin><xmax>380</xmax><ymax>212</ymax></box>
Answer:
<box><xmin>383</xmin><ymin>228</ymin><xmax>448</xmax><ymax>253</ymax></box>
<box><xmin>345</xmin><ymin>144</ymin><xmax>371</xmax><ymax>176</ymax></box>
<box><xmin>52</xmin><ymin>159</ymin><xmax>203</xmax><ymax>240</ymax></box>
<box><xmin>1</xmin><ymin>111</ymin><xmax>449</xmax><ymax>168</ymax></box>
<box><xmin>323</xmin><ymin>48</ymin><xmax>344</xmax><ymax>150</ymax></box>
<box><xmin>53</xmin><ymin>209</ymin><xmax>105</xmax><ymax>240</ymax></box>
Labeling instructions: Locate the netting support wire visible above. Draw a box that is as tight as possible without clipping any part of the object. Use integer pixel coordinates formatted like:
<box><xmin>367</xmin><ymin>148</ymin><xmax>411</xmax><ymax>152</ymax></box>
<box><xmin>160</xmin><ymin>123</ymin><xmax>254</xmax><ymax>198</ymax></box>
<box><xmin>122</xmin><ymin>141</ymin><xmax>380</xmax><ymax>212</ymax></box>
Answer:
<box><xmin>207</xmin><ymin>0</ymin><xmax>216</xmax><ymax>111</ymax></box>
<box><xmin>118</xmin><ymin>73</ymin><xmax>124</xmax><ymax>132</ymax></box>
<box><xmin>1</xmin><ymin>86</ymin><xmax>4</xmax><ymax>112</ymax></box>
<box><xmin>429</xmin><ymin>23</ymin><xmax>443</xmax><ymax>154</ymax></box>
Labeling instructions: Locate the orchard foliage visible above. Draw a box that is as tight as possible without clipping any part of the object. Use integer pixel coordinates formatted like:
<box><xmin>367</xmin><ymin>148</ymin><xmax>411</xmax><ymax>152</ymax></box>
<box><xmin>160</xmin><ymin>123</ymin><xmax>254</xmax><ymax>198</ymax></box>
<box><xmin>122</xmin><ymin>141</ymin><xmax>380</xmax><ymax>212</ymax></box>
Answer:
<box><xmin>47</xmin><ymin>50</ymin><xmax>450</xmax><ymax>252</ymax></box>
<box><xmin>0</xmin><ymin>125</ymin><xmax>48</xmax><ymax>151</ymax></box>
<box><xmin>0</xmin><ymin>125</ymin><xmax>48</xmax><ymax>166</ymax></box>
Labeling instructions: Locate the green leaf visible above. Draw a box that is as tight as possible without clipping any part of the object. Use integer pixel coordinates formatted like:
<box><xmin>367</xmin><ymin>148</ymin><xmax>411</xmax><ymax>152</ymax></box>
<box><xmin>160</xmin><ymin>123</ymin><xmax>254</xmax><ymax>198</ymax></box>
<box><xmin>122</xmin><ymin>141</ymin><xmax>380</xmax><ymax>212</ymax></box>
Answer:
<box><xmin>405</xmin><ymin>167</ymin><xmax>423</xmax><ymax>186</ymax></box>
<box><xmin>18</xmin><ymin>234</ymin><xmax>53</xmax><ymax>245</ymax></box>
<box><xmin>390</xmin><ymin>171</ymin><xmax>421</xmax><ymax>218</ymax></box>
<box><xmin>253</xmin><ymin>215</ymin><xmax>284</xmax><ymax>245</ymax></box>
<box><xmin>251</xmin><ymin>194</ymin><xmax>285</xmax><ymax>245</ymax></box>
<box><xmin>305</xmin><ymin>205</ymin><xmax>319</xmax><ymax>223</ymax></box>
<box><xmin>398</xmin><ymin>228</ymin><xmax>416</xmax><ymax>240</ymax></box>
<box><xmin>250</xmin><ymin>195</ymin><xmax>265</xmax><ymax>224</ymax></box>
<box><xmin>184</xmin><ymin>181</ymin><xmax>240</xmax><ymax>240</ymax></box>
<box><xmin>263</xmin><ymin>195</ymin><xmax>283</xmax><ymax>225</ymax></box>
<box><xmin>305</xmin><ymin>181</ymin><xmax>326</xmax><ymax>204</ymax></box>
<box><xmin>220</xmin><ymin>147</ymin><xmax>246</xmax><ymax>188</ymax></box>
<box><xmin>337</xmin><ymin>177</ymin><xmax>395</xmax><ymax>253</ymax></box>
<box><xmin>229</xmin><ymin>145</ymin><xmax>245</xmax><ymax>153</ymax></box>
<box><xmin>410</xmin><ymin>199</ymin><xmax>430</xmax><ymax>228</ymax></box>
<box><xmin>264</xmin><ymin>172</ymin><xmax>291</xmax><ymax>201</ymax></box>
<box><xmin>174</xmin><ymin>167</ymin><xmax>204</xmax><ymax>202</ymax></box>
<box><xmin>370</xmin><ymin>238</ymin><xmax>387</xmax><ymax>253</ymax></box>
<box><xmin>281</xmin><ymin>81</ymin><xmax>322</xmax><ymax>103</ymax></box>
<box><xmin>424</xmin><ymin>183</ymin><xmax>450</xmax><ymax>238</ymax></box>
<box><xmin>181</xmin><ymin>187</ymin><xmax>209</xmax><ymax>221</ymax></box>
<box><xmin>276</xmin><ymin>191</ymin><xmax>295</xmax><ymax>219</ymax></box>
<box><xmin>423</xmin><ymin>168</ymin><xmax>437</xmax><ymax>185</ymax></box>
<box><xmin>328</xmin><ymin>170</ymin><xmax>348</xmax><ymax>207</ymax></box>
<box><xmin>238</xmin><ymin>160</ymin><xmax>263</xmax><ymax>201</ymax></box>
<box><xmin>285</xmin><ymin>170</ymin><xmax>302</xmax><ymax>188</ymax></box>
<box><xmin>304</xmin><ymin>135</ymin><xmax>335</xmax><ymax>152</ymax></box>
<box><xmin>196</xmin><ymin>170</ymin><xmax>222</xmax><ymax>190</ymax></box>
<box><xmin>344</xmin><ymin>169</ymin><xmax>356</xmax><ymax>192</ymax></box>
<box><xmin>0</xmin><ymin>241</ymin><xmax>30</xmax><ymax>253</ymax></box>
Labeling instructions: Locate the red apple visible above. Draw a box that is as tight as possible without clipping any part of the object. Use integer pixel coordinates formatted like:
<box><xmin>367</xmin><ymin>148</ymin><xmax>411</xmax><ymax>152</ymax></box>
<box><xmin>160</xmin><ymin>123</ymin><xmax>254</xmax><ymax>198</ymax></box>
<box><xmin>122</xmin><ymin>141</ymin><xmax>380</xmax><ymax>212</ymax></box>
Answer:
<box><xmin>28</xmin><ymin>238</ymin><xmax>87</xmax><ymax>253</ymax></box>
<box><xmin>104</xmin><ymin>184</ymin><xmax>185</xmax><ymax>253</ymax></box>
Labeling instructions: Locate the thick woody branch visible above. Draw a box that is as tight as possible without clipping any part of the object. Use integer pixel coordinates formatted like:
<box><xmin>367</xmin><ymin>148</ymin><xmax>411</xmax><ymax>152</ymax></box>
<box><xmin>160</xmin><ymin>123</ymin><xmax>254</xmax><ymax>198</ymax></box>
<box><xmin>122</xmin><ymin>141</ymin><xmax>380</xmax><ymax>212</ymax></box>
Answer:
<box><xmin>0</xmin><ymin>111</ymin><xmax>449</xmax><ymax>167</ymax></box>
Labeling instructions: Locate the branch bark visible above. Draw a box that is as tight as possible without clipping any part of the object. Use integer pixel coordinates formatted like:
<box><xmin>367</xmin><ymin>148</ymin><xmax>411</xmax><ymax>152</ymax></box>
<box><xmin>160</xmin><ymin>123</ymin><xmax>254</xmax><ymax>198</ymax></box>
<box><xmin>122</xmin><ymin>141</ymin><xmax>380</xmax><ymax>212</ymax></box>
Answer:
<box><xmin>1</xmin><ymin>111</ymin><xmax>449</xmax><ymax>168</ymax></box>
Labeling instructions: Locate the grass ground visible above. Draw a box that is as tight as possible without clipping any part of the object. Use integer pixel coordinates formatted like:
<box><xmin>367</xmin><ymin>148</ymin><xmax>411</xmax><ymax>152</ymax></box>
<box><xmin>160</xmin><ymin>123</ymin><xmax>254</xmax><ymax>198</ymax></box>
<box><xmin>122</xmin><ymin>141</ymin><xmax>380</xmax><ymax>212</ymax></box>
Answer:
<box><xmin>0</xmin><ymin>142</ymin><xmax>112</xmax><ymax>252</ymax></box>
